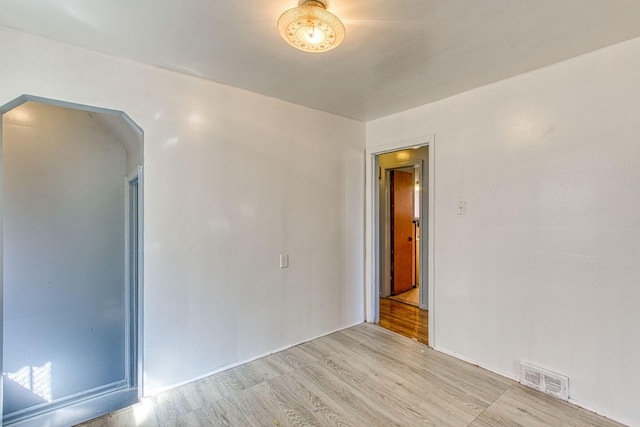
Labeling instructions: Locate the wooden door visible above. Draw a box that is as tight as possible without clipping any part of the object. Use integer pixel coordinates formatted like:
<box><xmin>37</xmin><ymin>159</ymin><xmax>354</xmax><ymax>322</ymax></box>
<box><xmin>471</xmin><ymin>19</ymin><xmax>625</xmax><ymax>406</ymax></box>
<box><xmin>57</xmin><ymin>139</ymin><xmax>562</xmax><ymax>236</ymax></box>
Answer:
<box><xmin>390</xmin><ymin>170</ymin><xmax>414</xmax><ymax>295</ymax></box>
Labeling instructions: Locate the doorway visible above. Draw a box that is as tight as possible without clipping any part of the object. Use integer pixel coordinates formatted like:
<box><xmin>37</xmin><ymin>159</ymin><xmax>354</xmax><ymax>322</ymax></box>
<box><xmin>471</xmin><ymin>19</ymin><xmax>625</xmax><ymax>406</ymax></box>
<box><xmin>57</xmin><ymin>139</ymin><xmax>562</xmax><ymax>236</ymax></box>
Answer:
<box><xmin>378</xmin><ymin>147</ymin><xmax>427</xmax><ymax>307</ymax></box>
<box><xmin>1</xmin><ymin>96</ymin><xmax>144</xmax><ymax>426</ymax></box>
<box><xmin>366</xmin><ymin>140</ymin><xmax>433</xmax><ymax>346</ymax></box>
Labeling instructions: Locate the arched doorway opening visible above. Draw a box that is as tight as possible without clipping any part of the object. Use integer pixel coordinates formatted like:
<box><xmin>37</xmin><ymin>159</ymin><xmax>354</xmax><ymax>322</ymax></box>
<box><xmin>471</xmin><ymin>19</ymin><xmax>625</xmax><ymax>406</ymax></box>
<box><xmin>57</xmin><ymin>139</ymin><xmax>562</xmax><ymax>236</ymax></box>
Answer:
<box><xmin>0</xmin><ymin>95</ymin><xmax>143</xmax><ymax>426</ymax></box>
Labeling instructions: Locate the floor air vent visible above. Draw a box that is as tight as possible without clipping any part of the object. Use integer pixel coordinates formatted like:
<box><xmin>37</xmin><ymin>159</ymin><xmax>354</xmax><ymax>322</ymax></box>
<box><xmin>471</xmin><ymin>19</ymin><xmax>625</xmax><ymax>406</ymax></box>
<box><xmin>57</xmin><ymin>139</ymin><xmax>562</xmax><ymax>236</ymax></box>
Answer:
<box><xmin>520</xmin><ymin>362</ymin><xmax>569</xmax><ymax>401</ymax></box>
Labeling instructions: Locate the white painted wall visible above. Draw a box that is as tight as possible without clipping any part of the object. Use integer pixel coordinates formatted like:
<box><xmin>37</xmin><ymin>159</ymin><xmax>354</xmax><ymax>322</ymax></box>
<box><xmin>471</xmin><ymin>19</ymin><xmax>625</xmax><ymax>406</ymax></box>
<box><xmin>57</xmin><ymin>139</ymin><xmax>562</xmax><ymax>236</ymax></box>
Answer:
<box><xmin>367</xmin><ymin>37</ymin><xmax>640</xmax><ymax>426</ymax></box>
<box><xmin>0</xmin><ymin>26</ymin><xmax>365</xmax><ymax>396</ymax></box>
<box><xmin>3</xmin><ymin>102</ymin><xmax>127</xmax><ymax>413</ymax></box>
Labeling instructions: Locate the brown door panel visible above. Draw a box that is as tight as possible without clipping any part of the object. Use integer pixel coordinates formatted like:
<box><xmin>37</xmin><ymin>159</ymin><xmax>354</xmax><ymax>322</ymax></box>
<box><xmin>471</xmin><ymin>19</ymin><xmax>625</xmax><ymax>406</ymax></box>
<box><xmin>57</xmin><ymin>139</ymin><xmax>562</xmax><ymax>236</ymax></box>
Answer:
<box><xmin>391</xmin><ymin>170</ymin><xmax>414</xmax><ymax>295</ymax></box>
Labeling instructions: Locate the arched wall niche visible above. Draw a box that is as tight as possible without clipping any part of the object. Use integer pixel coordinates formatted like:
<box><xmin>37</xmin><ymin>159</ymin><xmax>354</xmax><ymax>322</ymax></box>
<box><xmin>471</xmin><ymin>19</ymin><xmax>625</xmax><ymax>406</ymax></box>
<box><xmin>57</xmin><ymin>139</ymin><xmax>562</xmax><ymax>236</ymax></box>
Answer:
<box><xmin>0</xmin><ymin>95</ymin><xmax>144</xmax><ymax>427</ymax></box>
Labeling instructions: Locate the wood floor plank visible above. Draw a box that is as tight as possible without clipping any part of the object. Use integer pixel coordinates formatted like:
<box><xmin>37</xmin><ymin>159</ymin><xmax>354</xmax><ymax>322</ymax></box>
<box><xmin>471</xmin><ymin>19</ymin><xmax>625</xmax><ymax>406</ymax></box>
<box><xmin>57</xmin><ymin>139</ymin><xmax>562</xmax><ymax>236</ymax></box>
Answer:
<box><xmin>189</xmin><ymin>375</ymin><xmax>226</xmax><ymax>403</ymax></box>
<box><xmin>269</xmin><ymin>375</ymin><xmax>349</xmax><ymax>426</ymax></box>
<box><xmin>295</xmin><ymin>333</ymin><xmax>355</xmax><ymax>360</ymax></box>
<box><xmin>353</xmin><ymin>326</ymin><xmax>514</xmax><ymax>404</ymax></box>
<box><xmin>152</xmin><ymin>386</ymin><xmax>193</xmax><ymax>424</ymax></box>
<box><xmin>315</xmin><ymin>355</ymin><xmax>460</xmax><ymax>427</ymax></box>
<box><xmin>235</xmin><ymin>357</ymin><xmax>284</xmax><ymax>387</ymax></box>
<box><xmin>325</xmin><ymin>349</ymin><xmax>484</xmax><ymax>426</ymax></box>
<box><xmin>274</xmin><ymin>364</ymin><xmax>398</xmax><ymax>427</ymax></box>
<box><xmin>340</xmin><ymin>320</ymin><xmax>424</xmax><ymax>350</ymax></box>
<box><xmin>291</xmin><ymin>362</ymin><xmax>406</xmax><ymax>426</ymax></box>
<box><xmin>277</xmin><ymin>345</ymin><xmax>321</xmax><ymax>370</ymax></box>
<box><xmin>267</xmin><ymin>374</ymin><xmax>353</xmax><ymax>427</ymax></box>
<box><xmin>259</xmin><ymin>352</ymin><xmax>301</xmax><ymax>376</ymax></box>
<box><xmin>503</xmin><ymin>385</ymin><xmax>626</xmax><ymax>427</ymax></box>
<box><xmin>175</xmin><ymin>380</ymin><xmax>221</xmax><ymax>413</ymax></box>
<box><xmin>269</xmin><ymin>383</ymin><xmax>322</xmax><ymax>426</ymax></box>
<box><xmin>227</xmin><ymin>385</ymin><xmax>281</xmax><ymax>426</ymax></box>
<box><xmin>469</xmin><ymin>394</ymin><xmax>576</xmax><ymax>427</ymax></box>
<box><xmin>258</xmin><ymin>346</ymin><xmax>318</xmax><ymax>377</ymax></box>
<box><xmin>208</xmin><ymin>369</ymin><xmax>253</xmax><ymax>398</ymax></box>
<box><xmin>342</xmin><ymin>343</ymin><xmax>489</xmax><ymax>416</ymax></box>
<box><xmin>294</xmin><ymin>339</ymin><xmax>336</xmax><ymax>360</ymax></box>
<box><xmin>198</xmin><ymin>395</ymin><xmax>251</xmax><ymax>426</ymax></box>
<box><xmin>238</xmin><ymin>380</ymin><xmax>318</xmax><ymax>427</ymax></box>
<box><xmin>79</xmin><ymin>399</ymin><xmax>159</xmax><ymax>427</ymax></box>
<box><xmin>159</xmin><ymin>410</ymin><xmax>202</xmax><ymax>427</ymax></box>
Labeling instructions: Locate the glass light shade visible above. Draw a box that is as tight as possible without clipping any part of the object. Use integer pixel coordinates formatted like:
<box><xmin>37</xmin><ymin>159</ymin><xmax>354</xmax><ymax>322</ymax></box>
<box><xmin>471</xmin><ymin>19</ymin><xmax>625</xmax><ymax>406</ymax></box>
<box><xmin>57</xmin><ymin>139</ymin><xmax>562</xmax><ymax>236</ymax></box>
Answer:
<box><xmin>278</xmin><ymin>1</ymin><xmax>345</xmax><ymax>53</ymax></box>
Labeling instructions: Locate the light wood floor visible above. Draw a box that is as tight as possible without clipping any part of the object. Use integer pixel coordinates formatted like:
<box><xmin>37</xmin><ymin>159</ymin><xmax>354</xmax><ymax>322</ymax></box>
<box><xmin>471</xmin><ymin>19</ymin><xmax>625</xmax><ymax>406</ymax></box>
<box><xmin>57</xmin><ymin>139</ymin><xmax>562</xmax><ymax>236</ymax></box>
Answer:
<box><xmin>79</xmin><ymin>323</ymin><xmax>625</xmax><ymax>427</ymax></box>
<box><xmin>379</xmin><ymin>297</ymin><xmax>428</xmax><ymax>345</ymax></box>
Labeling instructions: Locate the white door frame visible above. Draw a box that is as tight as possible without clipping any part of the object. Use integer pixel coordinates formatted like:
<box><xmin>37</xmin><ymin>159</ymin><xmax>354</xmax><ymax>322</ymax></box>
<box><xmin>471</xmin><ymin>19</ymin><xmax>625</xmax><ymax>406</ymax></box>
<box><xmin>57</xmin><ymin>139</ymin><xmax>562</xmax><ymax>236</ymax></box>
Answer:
<box><xmin>125</xmin><ymin>166</ymin><xmax>144</xmax><ymax>399</ymax></box>
<box><xmin>365</xmin><ymin>135</ymin><xmax>436</xmax><ymax>347</ymax></box>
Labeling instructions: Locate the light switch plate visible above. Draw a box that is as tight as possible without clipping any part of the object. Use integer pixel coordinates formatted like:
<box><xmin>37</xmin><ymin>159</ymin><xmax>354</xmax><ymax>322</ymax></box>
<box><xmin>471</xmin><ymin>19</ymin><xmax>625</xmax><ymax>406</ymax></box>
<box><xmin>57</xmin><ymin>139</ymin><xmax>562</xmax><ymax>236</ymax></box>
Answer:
<box><xmin>457</xmin><ymin>201</ymin><xmax>466</xmax><ymax>215</ymax></box>
<box><xmin>280</xmin><ymin>254</ymin><xmax>289</xmax><ymax>268</ymax></box>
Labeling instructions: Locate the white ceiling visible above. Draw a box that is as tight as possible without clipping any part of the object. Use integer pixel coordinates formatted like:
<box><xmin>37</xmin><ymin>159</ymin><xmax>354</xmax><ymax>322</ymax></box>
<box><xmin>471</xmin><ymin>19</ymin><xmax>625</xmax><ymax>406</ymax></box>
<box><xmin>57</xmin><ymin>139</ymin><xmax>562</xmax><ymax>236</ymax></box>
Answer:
<box><xmin>2</xmin><ymin>0</ymin><xmax>640</xmax><ymax>121</ymax></box>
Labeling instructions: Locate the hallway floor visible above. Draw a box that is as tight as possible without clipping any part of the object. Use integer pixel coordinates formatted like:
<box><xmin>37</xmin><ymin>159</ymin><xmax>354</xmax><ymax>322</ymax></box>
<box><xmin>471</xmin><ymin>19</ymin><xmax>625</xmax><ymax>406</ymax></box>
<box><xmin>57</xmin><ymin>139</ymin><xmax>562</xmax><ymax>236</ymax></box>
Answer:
<box><xmin>386</xmin><ymin>286</ymin><xmax>419</xmax><ymax>306</ymax></box>
<box><xmin>378</xmin><ymin>297</ymin><xmax>428</xmax><ymax>345</ymax></box>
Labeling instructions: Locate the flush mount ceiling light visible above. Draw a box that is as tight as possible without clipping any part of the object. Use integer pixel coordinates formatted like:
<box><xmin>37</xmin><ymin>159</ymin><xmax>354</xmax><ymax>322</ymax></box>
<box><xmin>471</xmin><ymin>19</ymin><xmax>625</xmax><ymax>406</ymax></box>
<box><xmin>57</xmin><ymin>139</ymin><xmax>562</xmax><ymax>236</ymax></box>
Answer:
<box><xmin>278</xmin><ymin>0</ymin><xmax>345</xmax><ymax>53</ymax></box>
